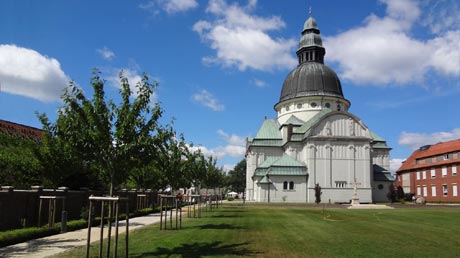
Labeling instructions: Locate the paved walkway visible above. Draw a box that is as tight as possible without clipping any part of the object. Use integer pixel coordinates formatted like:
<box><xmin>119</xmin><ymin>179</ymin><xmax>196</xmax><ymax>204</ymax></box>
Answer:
<box><xmin>0</xmin><ymin>211</ymin><xmax>180</xmax><ymax>258</ymax></box>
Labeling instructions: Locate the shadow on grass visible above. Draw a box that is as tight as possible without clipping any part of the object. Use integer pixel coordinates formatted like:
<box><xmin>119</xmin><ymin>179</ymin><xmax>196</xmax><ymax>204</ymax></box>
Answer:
<box><xmin>0</xmin><ymin>237</ymin><xmax>82</xmax><ymax>256</ymax></box>
<box><xmin>193</xmin><ymin>223</ymin><xmax>243</xmax><ymax>230</ymax></box>
<box><xmin>209</xmin><ymin>214</ymin><xmax>241</xmax><ymax>219</ymax></box>
<box><xmin>131</xmin><ymin>241</ymin><xmax>261</xmax><ymax>258</ymax></box>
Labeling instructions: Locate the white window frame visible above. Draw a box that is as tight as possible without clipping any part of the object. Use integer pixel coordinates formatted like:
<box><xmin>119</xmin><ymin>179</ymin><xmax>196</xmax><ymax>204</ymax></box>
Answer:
<box><xmin>416</xmin><ymin>171</ymin><xmax>420</xmax><ymax>180</ymax></box>
<box><xmin>431</xmin><ymin>168</ymin><xmax>436</xmax><ymax>178</ymax></box>
<box><xmin>442</xmin><ymin>166</ymin><xmax>447</xmax><ymax>177</ymax></box>
<box><xmin>453</xmin><ymin>184</ymin><xmax>458</xmax><ymax>197</ymax></box>
<box><xmin>453</xmin><ymin>165</ymin><xmax>457</xmax><ymax>176</ymax></box>
<box><xmin>442</xmin><ymin>184</ymin><xmax>448</xmax><ymax>197</ymax></box>
<box><xmin>417</xmin><ymin>186</ymin><xmax>421</xmax><ymax>196</ymax></box>
<box><xmin>431</xmin><ymin>185</ymin><xmax>437</xmax><ymax>197</ymax></box>
<box><xmin>423</xmin><ymin>186</ymin><xmax>428</xmax><ymax>197</ymax></box>
<box><xmin>422</xmin><ymin>170</ymin><xmax>427</xmax><ymax>179</ymax></box>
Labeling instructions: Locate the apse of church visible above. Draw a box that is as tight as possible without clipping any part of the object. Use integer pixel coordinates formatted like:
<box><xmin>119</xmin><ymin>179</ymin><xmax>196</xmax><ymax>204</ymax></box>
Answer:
<box><xmin>245</xmin><ymin>11</ymin><xmax>394</xmax><ymax>203</ymax></box>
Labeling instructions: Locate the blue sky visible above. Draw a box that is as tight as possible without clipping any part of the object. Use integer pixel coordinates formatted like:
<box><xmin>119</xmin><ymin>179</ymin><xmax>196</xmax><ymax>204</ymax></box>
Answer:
<box><xmin>1</xmin><ymin>0</ymin><xmax>459</xmax><ymax>172</ymax></box>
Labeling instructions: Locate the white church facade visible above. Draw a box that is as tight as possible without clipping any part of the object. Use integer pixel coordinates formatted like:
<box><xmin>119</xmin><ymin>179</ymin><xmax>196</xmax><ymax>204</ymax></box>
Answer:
<box><xmin>245</xmin><ymin>13</ymin><xmax>394</xmax><ymax>203</ymax></box>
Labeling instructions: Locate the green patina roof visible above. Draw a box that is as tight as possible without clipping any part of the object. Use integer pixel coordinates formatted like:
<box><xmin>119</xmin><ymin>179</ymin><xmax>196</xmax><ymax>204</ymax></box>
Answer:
<box><xmin>254</xmin><ymin>154</ymin><xmax>307</xmax><ymax>177</ymax></box>
<box><xmin>250</xmin><ymin>139</ymin><xmax>283</xmax><ymax>147</ymax></box>
<box><xmin>283</xmin><ymin>115</ymin><xmax>304</xmax><ymax>127</ymax></box>
<box><xmin>370</xmin><ymin>131</ymin><xmax>385</xmax><ymax>142</ymax></box>
<box><xmin>254</xmin><ymin>119</ymin><xmax>282</xmax><ymax>139</ymax></box>
<box><xmin>258</xmin><ymin>156</ymin><xmax>280</xmax><ymax>168</ymax></box>
<box><xmin>257</xmin><ymin>175</ymin><xmax>271</xmax><ymax>184</ymax></box>
<box><xmin>271</xmin><ymin>154</ymin><xmax>305</xmax><ymax>167</ymax></box>
<box><xmin>373</xmin><ymin>164</ymin><xmax>395</xmax><ymax>182</ymax></box>
<box><xmin>294</xmin><ymin>108</ymin><xmax>332</xmax><ymax>134</ymax></box>
<box><xmin>268</xmin><ymin>167</ymin><xmax>307</xmax><ymax>176</ymax></box>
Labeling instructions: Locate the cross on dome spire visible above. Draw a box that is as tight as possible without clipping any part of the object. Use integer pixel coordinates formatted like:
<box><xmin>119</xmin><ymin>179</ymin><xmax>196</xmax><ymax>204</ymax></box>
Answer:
<box><xmin>309</xmin><ymin>5</ymin><xmax>312</xmax><ymax>17</ymax></box>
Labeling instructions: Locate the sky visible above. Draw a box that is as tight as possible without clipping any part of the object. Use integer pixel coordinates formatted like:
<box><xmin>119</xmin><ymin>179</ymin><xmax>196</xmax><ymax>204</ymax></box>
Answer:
<box><xmin>1</xmin><ymin>0</ymin><xmax>459</xmax><ymax>173</ymax></box>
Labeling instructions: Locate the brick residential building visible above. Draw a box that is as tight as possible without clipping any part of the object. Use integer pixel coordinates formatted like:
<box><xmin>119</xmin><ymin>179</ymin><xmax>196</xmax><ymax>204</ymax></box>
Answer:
<box><xmin>0</xmin><ymin>119</ymin><xmax>43</xmax><ymax>141</ymax></box>
<box><xmin>395</xmin><ymin>139</ymin><xmax>460</xmax><ymax>202</ymax></box>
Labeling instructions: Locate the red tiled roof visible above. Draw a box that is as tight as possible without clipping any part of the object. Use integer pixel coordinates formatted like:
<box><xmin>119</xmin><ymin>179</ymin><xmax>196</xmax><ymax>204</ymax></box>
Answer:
<box><xmin>0</xmin><ymin>120</ymin><xmax>43</xmax><ymax>141</ymax></box>
<box><xmin>396</xmin><ymin>139</ymin><xmax>460</xmax><ymax>173</ymax></box>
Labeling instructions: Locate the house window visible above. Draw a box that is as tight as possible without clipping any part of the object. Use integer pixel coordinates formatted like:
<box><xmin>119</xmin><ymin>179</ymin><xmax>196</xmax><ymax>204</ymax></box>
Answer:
<box><xmin>416</xmin><ymin>171</ymin><xmax>420</xmax><ymax>180</ymax></box>
<box><xmin>289</xmin><ymin>181</ymin><xmax>294</xmax><ymax>190</ymax></box>
<box><xmin>453</xmin><ymin>184</ymin><xmax>458</xmax><ymax>197</ymax></box>
<box><xmin>422</xmin><ymin>170</ymin><xmax>427</xmax><ymax>179</ymax></box>
<box><xmin>442</xmin><ymin>166</ymin><xmax>447</xmax><ymax>177</ymax></box>
<box><xmin>426</xmin><ymin>157</ymin><xmax>432</xmax><ymax>163</ymax></box>
<box><xmin>431</xmin><ymin>168</ymin><xmax>436</xmax><ymax>178</ymax></box>
<box><xmin>453</xmin><ymin>165</ymin><xmax>457</xmax><ymax>176</ymax></box>
<box><xmin>442</xmin><ymin>184</ymin><xmax>448</xmax><ymax>197</ymax></box>
<box><xmin>416</xmin><ymin>186</ymin><xmax>421</xmax><ymax>196</ymax></box>
<box><xmin>423</xmin><ymin>186</ymin><xmax>427</xmax><ymax>197</ymax></box>
<box><xmin>283</xmin><ymin>181</ymin><xmax>288</xmax><ymax>190</ymax></box>
<box><xmin>431</xmin><ymin>185</ymin><xmax>437</xmax><ymax>197</ymax></box>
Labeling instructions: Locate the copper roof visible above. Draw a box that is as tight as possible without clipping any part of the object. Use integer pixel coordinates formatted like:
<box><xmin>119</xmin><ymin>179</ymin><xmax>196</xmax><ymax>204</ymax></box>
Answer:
<box><xmin>396</xmin><ymin>139</ymin><xmax>460</xmax><ymax>173</ymax></box>
<box><xmin>0</xmin><ymin>120</ymin><xmax>43</xmax><ymax>141</ymax></box>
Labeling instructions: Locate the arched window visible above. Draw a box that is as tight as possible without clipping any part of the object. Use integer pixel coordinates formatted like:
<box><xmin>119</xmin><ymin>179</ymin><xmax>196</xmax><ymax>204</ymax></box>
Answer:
<box><xmin>283</xmin><ymin>181</ymin><xmax>288</xmax><ymax>190</ymax></box>
<box><xmin>289</xmin><ymin>181</ymin><xmax>294</xmax><ymax>190</ymax></box>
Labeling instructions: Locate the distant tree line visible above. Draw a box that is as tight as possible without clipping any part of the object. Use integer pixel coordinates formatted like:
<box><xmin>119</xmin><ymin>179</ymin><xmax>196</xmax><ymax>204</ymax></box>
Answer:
<box><xmin>0</xmin><ymin>69</ymin><xmax>246</xmax><ymax>195</ymax></box>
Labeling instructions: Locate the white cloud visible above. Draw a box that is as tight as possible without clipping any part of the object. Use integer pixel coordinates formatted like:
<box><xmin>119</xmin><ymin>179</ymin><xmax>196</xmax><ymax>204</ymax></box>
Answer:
<box><xmin>324</xmin><ymin>0</ymin><xmax>460</xmax><ymax>86</ymax></box>
<box><xmin>107</xmin><ymin>68</ymin><xmax>158</xmax><ymax>103</ymax></box>
<box><xmin>192</xmin><ymin>89</ymin><xmax>224</xmax><ymax>111</ymax></box>
<box><xmin>188</xmin><ymin>130</ymin><xmax>247</xmax><ymax>160</ymax></box>
<box><xmin>251</xmin><ymin>78</ymin><xmax>268</xmax><ymax>88</ymax></box>
<box><xmin>222</xmin><ymin>163</ymin><xmax>236</xmax><ymax>172</ymax></box>
<box><xmin>139</xmin><ymin>0</ymin><xmax>198</xmax><ymax>15</ymax></box>
<box><xmin>97</xmin><ymin>47</ymin><xmax>115</xmax><ymax>60</ymax></box>
<box><xmin>421</xmin><ymin>0</ymin><xmax>460</xmax><ymax>34</ymax></box>
<box><xmin>0</xmin><ymin>44</ymin><xmax>69</xmax><ymax>102</ymax></box>
<box><xmin>398</xmin><ymin>128</ymin><xmax>460</xmax><ymax>150</ymax></box>
<box><xmin>390</xmin><ymin>158</ymin><xmax>405</xmax><ymax>173</ymax></box>
<box><xmin>193</xmin><ymin>0</ymin><xmax>297</xmax><ymax>71</ymax></box>
<box><xmin>159</xmin><ymin>0</ymin><xmax>198</xmax><ymax>14</ymax></box>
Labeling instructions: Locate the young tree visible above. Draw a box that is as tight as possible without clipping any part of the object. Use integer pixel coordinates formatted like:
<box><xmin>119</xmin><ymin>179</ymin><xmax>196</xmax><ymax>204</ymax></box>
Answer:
<box><xmin>37</xmin><ymin>69</ymin><xmax>165</xmax><ymax>194</ymax></box>
<box><xmin>227</xmin><ymin>159</ymin><xmax>246</xmax><ymax>194</ymax></box>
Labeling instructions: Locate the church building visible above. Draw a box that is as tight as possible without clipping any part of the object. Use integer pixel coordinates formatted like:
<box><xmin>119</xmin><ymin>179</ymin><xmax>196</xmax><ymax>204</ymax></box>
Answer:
<box><xmin>245</xmin><ymin>12</ymin><xmax>394</xmax><ymax>203</ymax></box>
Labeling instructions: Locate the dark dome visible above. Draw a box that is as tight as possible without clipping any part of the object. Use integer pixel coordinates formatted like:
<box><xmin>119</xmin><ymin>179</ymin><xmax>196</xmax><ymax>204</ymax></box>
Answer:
<box><xmin>279</xmin><ymin>62</ymin><xmax>344</xmax><ymax>102</ymax></box>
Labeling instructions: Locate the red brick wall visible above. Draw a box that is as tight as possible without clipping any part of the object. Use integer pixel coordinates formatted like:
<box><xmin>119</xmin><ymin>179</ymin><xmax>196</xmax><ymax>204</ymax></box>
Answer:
<box><xmin>405</xmin><ymin>163</ymin><xmax>460</xmax><ymax>202</ymax></box>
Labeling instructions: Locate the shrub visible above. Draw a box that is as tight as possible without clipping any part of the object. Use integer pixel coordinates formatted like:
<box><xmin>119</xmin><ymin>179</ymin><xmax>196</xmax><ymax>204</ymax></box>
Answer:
<box><xmin>227</xmin><ymin>197</ymin><xmax>235</xmax><ymax>201</ymax></box>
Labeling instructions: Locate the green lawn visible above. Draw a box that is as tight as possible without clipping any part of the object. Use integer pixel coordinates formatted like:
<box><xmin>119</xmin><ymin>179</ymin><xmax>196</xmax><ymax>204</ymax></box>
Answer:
<box><xmin>54</xmin><ymin>204</ymin><xmax>460</xmax><ymax>258</ymax></box>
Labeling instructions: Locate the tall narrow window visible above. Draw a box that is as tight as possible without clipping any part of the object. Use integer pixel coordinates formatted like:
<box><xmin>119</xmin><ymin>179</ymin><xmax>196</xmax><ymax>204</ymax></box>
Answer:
<box><xmin>283</xmin><ymin>181</ymin><xmax>288</xmax><ymax>190</ymax></box>
<box><xmin>289</xmin><ymin>181</ymin><xmax>294</xmax><ymax>190</ymax></box>
<box><xmin>442</xmin><ymin>184</ymin><xmax>448</xmax><ymax>197</ymax></box>
<box><xmin>442</xmin><ymin>166</ymin><xmax>447</xmax><ymax>177</ymax></box>
<box><xmin>416</xmin><ymin>172</ymin><xmax>420</xmax><ymax>180</ymax></box>
<box><xmin>453</xmin><ymin>165</ymin><xmax>457</xmax><ymax>176</ymax></box>
<box><xmin>431</xmin><ymin>168</ymin><xmax>436</xmax><ymax>178</ymax></box>
<box><xmin>417</xmin><ymin>186</ymin><xmax>421</xmax><ymax>196</ymax></box>
<box><xmin>423</xmin><ymin>186</ymin><xmax>427</xmax><ymax>197</ymax></box>
<box><xmin>422</xmin><ymin>170</ymin><xmax>427</xmax><ymax>179</ymax></box>
<box><xmin>431</xmin><ymin>185</ymin><xmax>437</xmax><ymax>197</ymax></box>
<box><xmin>453</xmin><ymin>184</ymin><xmax>458</xmax><ymax>197</ymax></box>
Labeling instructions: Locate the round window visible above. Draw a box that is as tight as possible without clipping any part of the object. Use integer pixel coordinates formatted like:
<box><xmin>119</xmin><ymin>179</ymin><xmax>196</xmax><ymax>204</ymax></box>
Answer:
<box><xmin>286</xmin><ymin>106</ymin><xmax>290</xmax><ymax>111</ymax></box>
<box><xmin>297</xmin><ymin>104</ymin><xmax>302</xmax><ymax>109</ymax></box>
<box><xmin>378</xmin><ymin>184</ymin><xmax>384</xmax><ymax>190</ymax></box>
<box><xmin>311</xmin><ymin>102</ymin><xmax>317</xmax><ymax>108</ymax></box>
<box><xmin>325</xmin><ymin>103</ymin><xmax>331</xmax><ymax>108</ymax></box>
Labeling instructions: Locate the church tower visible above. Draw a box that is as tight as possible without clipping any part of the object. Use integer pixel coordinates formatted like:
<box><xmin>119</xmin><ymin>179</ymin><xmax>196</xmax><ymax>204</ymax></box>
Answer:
<box><xmin>275</xmin><ymin>12</ymin><xmax>350</xmax><ymax>125</ymax></box>
<box><xmin>246</xmin><ymin>10</ymin><xmax>393</xmax><ymax>203</ymax></box>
